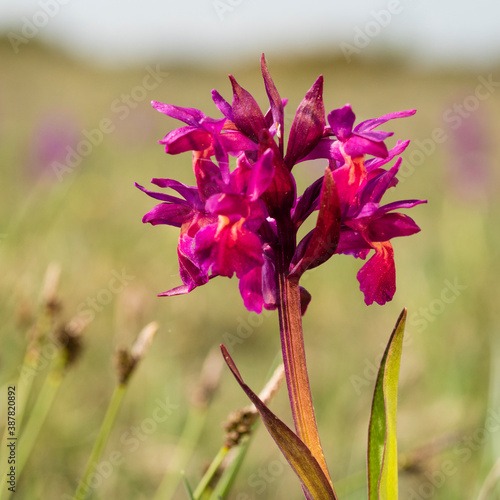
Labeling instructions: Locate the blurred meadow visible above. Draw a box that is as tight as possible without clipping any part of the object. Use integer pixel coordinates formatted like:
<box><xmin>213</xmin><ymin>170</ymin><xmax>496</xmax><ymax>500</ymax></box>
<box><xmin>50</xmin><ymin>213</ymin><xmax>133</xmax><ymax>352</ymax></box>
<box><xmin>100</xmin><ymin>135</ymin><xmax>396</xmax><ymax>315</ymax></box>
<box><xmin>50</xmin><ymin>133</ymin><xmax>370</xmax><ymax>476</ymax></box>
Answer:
<box><xmin>1</xmin><ymin>36</ymin><xmax>500</xmax><ymax>500</ymax></box>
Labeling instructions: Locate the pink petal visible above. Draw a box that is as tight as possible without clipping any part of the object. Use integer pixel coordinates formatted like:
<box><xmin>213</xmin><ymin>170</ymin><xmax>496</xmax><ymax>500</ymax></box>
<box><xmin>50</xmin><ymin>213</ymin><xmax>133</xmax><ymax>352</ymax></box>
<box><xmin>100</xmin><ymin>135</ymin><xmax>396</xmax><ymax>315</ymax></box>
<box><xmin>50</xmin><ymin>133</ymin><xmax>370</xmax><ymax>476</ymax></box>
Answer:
<box><xmin>327</xmin><ymin>104</ymin><xmax>355</xmax><ymax>140</ymax></box>
<box><xmin>193</xmin><ymin>157</ymin><xmax>222</xmax><ymax>201</ymax></box>
<box><xmin>159</xmin><ymin>127</ymin><xmax>212</xmax><ymax>154</ymax></box>
<box><xmin>195</xmin><ymin>220</ymin><xmax>264</xmax><ymax>278</ymax></box>
<box><xmin>344</xmin><ymin>136</ymin><xmax>388</xmax><ymax>158</ymax></box>
<box><xmin>247</xmin><ymin>149</ymin><xmax>275</xmax><ymax>201</ymax></box>
<box><xmin>354</xmin><ymin>109</ymin><xmax>416</xmax><ymax>133</ymax></box>
<box><xmin>211</xmin><ymin>89</ymin><xmax>234</xmax><ymax>121</ymax></box>
<box><xmin>178</xmin><ymin>233</ymin><xmax>209</xmax><ymax>288</ymax></box>
<box><xmin>367</xmin><ymin>213</ymin><xmax>421</xmax><ymax>242</ymax></box>
<box><xmin>357</xmin><ymin>243</ymin><xmax>395</xmax><ymax>305</ymax></box>
<box><xmin>142</xmin><ymin>203</ymin><xmax>193</xmax><ymax>227</ymax></box>
<box><xmin>151</xmin><ymin>101</ymin><xmax>205</xmax><ymax>126</ymax></box>
<box><xmin>239</xmin><ymin>266</ymin><xmax>265</xmax><ymax>313</ymax></box>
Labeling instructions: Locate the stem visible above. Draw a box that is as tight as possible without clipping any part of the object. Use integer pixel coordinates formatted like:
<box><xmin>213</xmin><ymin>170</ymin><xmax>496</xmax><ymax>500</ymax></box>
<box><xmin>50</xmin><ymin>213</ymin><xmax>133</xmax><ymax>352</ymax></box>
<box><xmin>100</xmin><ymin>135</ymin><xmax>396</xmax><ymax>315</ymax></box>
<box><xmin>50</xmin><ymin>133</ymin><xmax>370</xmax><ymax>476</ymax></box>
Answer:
<box><xmin>73</xmin><ymin>384</ymin><xmax>127</xmax><ymax>500</ymax></box>
<box><xmin>0</xmin><ymin>349</ymin><xmax>65</xmax><ymax>500</ymax></box>
<box><xmin>0</xmin><ymin>347</ymin><xmax>38</xmax><ymax>492</ymax></box>
<box><xmin>208</xmin><ymin>442</ymin><xmax>249</xmax><ymax>500</ymax></box>
<box><xmin>0</xmin><ymin>306</ymin><xmax>57</xmax><ymax>474</ymax></box>
<box><xmin>276</xmin><ymin>223</ymin><xmax>333</xmax><ymax>488</ymax></box>
<box><xmin>477</xmin><ymin>458</ymin><xmax>500</xmax><ymax>500</ymax></box>
<box><xmin>192</xmin><ymin>446</ymin><xmax>229</xmax><ymax>500</ymax></box>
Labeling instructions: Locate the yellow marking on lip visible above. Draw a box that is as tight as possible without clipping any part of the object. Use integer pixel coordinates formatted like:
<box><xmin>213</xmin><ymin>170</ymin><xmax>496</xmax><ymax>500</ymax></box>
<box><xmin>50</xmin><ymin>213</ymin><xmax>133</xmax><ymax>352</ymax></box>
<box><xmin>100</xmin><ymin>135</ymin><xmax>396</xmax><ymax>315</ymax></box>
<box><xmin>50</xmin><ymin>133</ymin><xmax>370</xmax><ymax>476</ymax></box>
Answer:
<box><xmin>214</xmin><ymin>215</ymin><xmax>231</xmax><ymax>239</ymax></box>
<box><xmin>215</xmin><ymin>215</ymin><xmax>246</xmax><ymax>248</ymax></box>
<box><xmin>276</xmin><ymin>122</ymin><xmax>282</xmax><ymax>139</ymax></box>
<box><xmin>339</xmin><ymin>143</ymin><xmax>367</xmax><ymax>186</ymax></box>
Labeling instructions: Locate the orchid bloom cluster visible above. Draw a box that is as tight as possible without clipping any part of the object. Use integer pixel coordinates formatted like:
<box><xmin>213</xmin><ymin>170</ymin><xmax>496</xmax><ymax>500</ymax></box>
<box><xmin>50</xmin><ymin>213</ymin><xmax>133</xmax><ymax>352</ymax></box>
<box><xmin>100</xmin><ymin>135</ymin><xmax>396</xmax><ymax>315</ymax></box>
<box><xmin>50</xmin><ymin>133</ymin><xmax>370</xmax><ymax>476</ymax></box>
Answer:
<box><xmin>136</xmin><ymin>55</ymin><xmax>425</xmax><ymax>312</ymax></box>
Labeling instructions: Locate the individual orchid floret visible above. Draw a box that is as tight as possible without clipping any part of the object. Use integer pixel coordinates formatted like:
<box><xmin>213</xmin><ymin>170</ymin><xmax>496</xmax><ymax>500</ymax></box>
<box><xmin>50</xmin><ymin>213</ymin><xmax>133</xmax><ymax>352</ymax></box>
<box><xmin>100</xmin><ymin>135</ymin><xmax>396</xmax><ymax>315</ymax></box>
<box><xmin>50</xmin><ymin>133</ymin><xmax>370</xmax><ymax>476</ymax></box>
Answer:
<box><xmin>135</xmin><ymin>178</ymin><xmax>205</xmax><ymax>228</ymax></box>
<box><xmin>327</xmin><ymin>104</ymin><xmax>416</xmax><ymax>160</ymax></box>
<box><xmin>152</xmin><ymin>101</ymin><xmax>258</xmax><ymax>181</ymax></box>
<box><xmin>152</xmin><ymin>102</ymin><xmax>223</xmax><ymax>155</ymax></box>
<box><xmin>334</xmin><ymin>159</ymin><xmax>426</xmax><ymax>305</ymax></box>
<box><xmin>135</xmin><ymin>179</ymin><xmax>214</xmax><ymax>294</ymax></box>
<box><xmin>300</xmin><ymin>105</ymin><xmax>416</xmax><ymax>168</ymax></box>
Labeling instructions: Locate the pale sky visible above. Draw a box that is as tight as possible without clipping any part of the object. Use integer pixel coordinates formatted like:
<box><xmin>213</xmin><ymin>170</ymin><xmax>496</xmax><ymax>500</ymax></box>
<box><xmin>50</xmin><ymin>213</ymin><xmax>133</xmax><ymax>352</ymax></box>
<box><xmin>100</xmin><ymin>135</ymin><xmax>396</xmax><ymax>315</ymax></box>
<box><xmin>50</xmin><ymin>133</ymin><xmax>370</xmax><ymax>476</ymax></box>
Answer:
<box><xmin>1</xmin><ymin>0</ymin><xmax>499</xmax><ymax>67</ymax></box>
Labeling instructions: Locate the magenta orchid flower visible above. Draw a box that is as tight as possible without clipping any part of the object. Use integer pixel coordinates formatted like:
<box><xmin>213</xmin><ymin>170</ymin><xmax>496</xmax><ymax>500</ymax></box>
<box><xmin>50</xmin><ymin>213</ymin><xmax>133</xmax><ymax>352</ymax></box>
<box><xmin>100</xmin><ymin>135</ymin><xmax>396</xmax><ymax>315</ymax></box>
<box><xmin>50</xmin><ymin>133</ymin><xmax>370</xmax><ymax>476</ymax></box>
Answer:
<box><xmin>137</xmin><ymin>55</ymin><xmax>426</xmax><ymax>500</ymax></box>
<box><xmin>138</xmin><ymin>57</ymin><xmax>424</xmax><ymax>310</ymax></box>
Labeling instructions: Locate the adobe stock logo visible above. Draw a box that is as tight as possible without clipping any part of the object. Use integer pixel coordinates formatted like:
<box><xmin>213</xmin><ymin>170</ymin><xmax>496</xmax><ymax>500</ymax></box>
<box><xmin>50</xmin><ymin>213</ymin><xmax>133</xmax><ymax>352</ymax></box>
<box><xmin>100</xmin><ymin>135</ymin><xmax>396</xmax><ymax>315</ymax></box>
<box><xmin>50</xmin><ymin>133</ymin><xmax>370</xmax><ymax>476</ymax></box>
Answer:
<box><xmin>406</xmin><ymin>409</ymin><xmax>500</xmax><ymax>499</ymax></box>
<box><xmin>212</xmin><ymin>0</ymin><xmax>246</xmax><ymax>21</ymax></box>
<box><xmin>407</xmin><ymin>278</ymin><xmax>468</xmax><ymax>336</ymax></box>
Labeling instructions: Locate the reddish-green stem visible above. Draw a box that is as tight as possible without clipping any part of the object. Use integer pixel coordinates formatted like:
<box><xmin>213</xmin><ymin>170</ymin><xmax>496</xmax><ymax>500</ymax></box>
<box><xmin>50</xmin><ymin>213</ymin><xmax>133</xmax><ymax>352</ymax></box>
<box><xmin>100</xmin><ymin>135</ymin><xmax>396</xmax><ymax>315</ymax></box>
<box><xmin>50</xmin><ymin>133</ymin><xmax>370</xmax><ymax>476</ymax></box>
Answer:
<box><xmin>276</xmin><ymin>222</ymin><xmax>334</xmax><ymax>490</ymax></box>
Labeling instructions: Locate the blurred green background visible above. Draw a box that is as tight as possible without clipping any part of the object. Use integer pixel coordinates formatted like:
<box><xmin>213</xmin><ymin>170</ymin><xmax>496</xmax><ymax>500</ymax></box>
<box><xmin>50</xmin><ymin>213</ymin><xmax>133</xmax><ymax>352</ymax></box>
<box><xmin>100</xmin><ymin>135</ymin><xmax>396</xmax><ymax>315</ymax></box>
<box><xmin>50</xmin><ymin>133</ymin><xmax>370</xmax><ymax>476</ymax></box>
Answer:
<box><xmin>1</xmin><ymin>32</ymin><xmax>500</xmax><ymax>499</ymax></box>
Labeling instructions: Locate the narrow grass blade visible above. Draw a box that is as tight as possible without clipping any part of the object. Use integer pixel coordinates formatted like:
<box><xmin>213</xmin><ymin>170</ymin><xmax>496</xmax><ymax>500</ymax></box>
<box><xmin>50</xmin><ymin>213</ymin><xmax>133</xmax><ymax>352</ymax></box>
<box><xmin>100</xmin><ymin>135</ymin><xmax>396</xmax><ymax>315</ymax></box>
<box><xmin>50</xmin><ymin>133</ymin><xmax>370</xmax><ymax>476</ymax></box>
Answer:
<box><xmin>182</xmin><ymin>472</ymin><xmax>196</xmax><ymax>500</ymax></box>
<box><xmin>0</xmin><ymin>354</ymin><xmax>65</xmax><ymax>500</ymax></box>
<box><xmin>192</xmin><ymin>446</ymin><xmax>229</xmax><ymax>500</ymax></box>
<box><xmin>476</xmin><ymin>458</ymin><xmax>500</xmax><ymax>500</ymax></box>
<box><xmin>74</xmin><ymin>322</ymin><xmax>157</xmax><ymax>500</ymax></box>
<box><xmin>73</xmin><ymin>384</ymin><xmax>127</xmax><ymax>500</ymax></box>
<box><xmin>367</xmin><ymin>308</ymin><xmax>407</xmax><ymax>500</ymax></box>
<box><xmin>221</xmin><ymin>345</ymin><xmax>336</xmax><ymax>500</ymax></box>
<box><xmin>209</xmin><ymin>441</ymin><xmax>250</xmax><ymax>500</ymax></box>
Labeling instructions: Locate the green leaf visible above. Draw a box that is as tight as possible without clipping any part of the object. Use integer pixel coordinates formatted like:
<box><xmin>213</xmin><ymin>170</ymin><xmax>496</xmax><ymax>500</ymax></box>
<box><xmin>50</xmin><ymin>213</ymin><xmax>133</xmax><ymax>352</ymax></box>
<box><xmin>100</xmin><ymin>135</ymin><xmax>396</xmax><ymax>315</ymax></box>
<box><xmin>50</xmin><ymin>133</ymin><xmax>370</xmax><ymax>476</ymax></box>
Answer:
<box><xmin>367</xmin><ymin>308</ymin><xmax>407</xmax><ymax>500</ymax></box>
<box><xmin>182</xmin><ymin>472</ymin><xmax>195</xmax><ymax>500</ymax></box>
<box><xmin>221</xmin><ymin>345</ymin><xmax>337</xmax><ymax>500</ymax></box>
<box><xmin>209</xmin><ymin>441</ymin><xmax>249</xmax><ymax>500</ymax></box>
